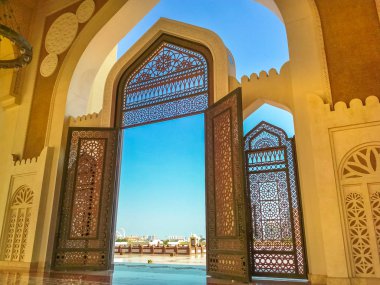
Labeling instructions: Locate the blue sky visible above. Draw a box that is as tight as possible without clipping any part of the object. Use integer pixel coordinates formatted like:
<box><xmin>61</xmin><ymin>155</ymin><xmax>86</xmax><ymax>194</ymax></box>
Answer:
<box><xmin>115</xmin><ymin>0</ymin><xmax>292</xmax><ymax>239</ymax></box>
<box><xmin>117</xmin><ymin>0</ymin><xmax>289</xmax><ymax>79</ymax></box>
<box><xmin>118</xmin><ymin>115</ymin><xmax>205</xmax><ymax>238</ymax></box>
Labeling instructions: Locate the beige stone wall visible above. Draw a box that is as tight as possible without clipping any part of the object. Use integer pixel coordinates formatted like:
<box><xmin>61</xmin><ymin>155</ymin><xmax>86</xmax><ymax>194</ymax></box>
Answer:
<box><xmin>0</xmin><ymin>40</ymin><xmax>22</xmax><ymax>109</ymax></box>
<box><xmin>307</xmin><ymin>94</ymin><xmax>380</xmax><ymax>284</ymax></box>
<box><xmin>87</xmin><ymin>47</ymin><xmax>118</xmax><ymax>114</ymax></box>
<box><xmin>229</xmin><ymin>62</ymin><xmax>293</xmax><ymax>116</ymax></box>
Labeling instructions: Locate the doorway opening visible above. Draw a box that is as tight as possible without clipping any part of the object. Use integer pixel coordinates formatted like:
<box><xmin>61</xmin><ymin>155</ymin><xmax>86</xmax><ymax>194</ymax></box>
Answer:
<box><xmin>54</xmin><ymin>27</ymin><xmax>303</xmax><ymax>283</ymax></box>
<box><xmin>110</xmin><ymin>34</ymin><xmax>212</xmax><ymax>270</ymax></box>
<box><xmin>114</xmin><ymin>114</ymin><xmax>207</xmax><ymax>267</ymax></box>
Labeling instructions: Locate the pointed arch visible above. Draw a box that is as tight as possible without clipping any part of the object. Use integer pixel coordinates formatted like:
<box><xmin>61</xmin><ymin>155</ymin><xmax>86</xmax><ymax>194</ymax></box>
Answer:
<box><xmin>101</xmin><ymin>18</ymin><xmax>229</xmax><ymax>128</ymax></box>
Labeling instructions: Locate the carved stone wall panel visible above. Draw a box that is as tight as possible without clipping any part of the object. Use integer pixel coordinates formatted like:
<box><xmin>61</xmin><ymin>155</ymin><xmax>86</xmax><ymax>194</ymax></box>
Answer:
<box><xmin>368</xmin><ymin>184</ymin><xmax>380</xmax><ymax>260</ymax></box>
<box><xmin>342</xmin><ymin>146</ymin><xmax>380</xmax><ymax>179</ymax></box>
<box><xmin>344</xmin><ymin>190</ymin><xmax>375</xmax><ymax>276</ymax></box>
<box><xmin>340</xmin><ymin>145</ymin><xmax>380</xmax><ymax>277</ymax></box>
<box><xmin>1</xmin><ymin>186</ymin><xmax>33</xmax><ymax>262</ymax></box>
<box><xmin>0</xmin><ymin>148</ymin><xmax>53</xmax><ymax>269</ymax></box>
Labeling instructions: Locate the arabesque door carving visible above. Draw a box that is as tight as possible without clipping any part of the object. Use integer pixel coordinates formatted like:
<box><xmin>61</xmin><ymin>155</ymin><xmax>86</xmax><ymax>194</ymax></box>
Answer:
<box><xmin>205</xmin><ymin>88</ymin><xmax>251</xmax><ymax>282</ymax></box>
<box><xmin>244</xmin><ymin>122</ymin><xmax>307</xmax><ymax>279</ymax></box>
<box><xmin>53</xmin><ymin>128</ymin><xmax>119</xmax><ymax>270</ymax></box>
<box><xmin>53</xmin><ymin>36</ymin><xmax>252</xmax><ymax>281</ymax></box>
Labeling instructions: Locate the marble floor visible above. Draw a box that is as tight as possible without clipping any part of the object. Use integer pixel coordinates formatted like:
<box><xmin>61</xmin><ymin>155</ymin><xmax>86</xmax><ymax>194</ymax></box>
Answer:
<box><xmin>0</xmin><ymin>261</ymin><xmax>311</xmax><ymax>285</ymax></box>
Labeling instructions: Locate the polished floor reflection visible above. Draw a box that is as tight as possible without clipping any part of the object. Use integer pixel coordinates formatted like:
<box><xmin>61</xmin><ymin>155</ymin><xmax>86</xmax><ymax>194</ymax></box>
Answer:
<box><xmin>0</xmin><ymin>263</ymin><xmax>310</xmax><ymax>285</ymax></box>
<box><xmin>114</xmin><ymin>253</ymin><xmax>207</xmax><ymax>265</ymax></box>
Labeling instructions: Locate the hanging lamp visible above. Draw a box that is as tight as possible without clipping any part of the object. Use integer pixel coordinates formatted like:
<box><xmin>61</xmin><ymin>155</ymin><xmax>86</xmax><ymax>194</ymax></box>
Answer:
<box><xmin>0</xmin><ymin>0</ymin><xmax>32</xmax><ymax>69</ymax></box>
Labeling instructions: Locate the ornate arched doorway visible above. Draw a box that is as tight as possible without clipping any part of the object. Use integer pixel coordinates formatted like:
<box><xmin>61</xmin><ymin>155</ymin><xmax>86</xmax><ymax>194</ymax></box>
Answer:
<box><xmin>53</xmin><ymin>35</ymin><xmax>251</xmax><ymax>282</ymax></box>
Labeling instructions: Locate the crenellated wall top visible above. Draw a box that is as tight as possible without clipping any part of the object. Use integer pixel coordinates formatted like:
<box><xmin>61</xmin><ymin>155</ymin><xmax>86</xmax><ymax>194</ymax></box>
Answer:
<box><xmin>309</xmin><ymin>94</ymin><xmax>380</xmax><ymax>112</ymax></box>
<box><xmin>240</xmin><ymin>64</ymin><xmax>288</xmax><ymax>84</ymax></box>
<box><xmin>69</xmin><ymin>111</ymin><xmax>101</xmax><ymax>127</ymax></box>
<box><xmin>11</xmin><ymin>147</ymin><xmax>53</xmax><ymax>169</ymax></box>
<box><xmin>307</xmin><ymin>94</ymin><xmax>380</xmax><ymax>128</ymax></box>
<box><xmin>239</xmin><ymin>62</ymin><xmax>293</xmax><ymax>118</ymax></box>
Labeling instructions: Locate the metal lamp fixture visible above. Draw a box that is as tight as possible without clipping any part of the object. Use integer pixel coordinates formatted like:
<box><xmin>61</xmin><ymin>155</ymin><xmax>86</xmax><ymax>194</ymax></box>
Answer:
<box><xmin>0</xmin><ymin>0</ymin><xmax>33</xmax><ymax>69</ymax></box>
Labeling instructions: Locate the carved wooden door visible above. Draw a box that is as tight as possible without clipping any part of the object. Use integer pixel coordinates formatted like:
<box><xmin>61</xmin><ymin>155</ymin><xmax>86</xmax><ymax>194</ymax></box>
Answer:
<box><xmin>53</xmin><ymin>128</ymin><xmax>119</xmax><ymax>270</ymax></box>
<box><xmin>205</xmin><ymin>88</ymin><xmax>251</xmax><ymax>282</ymax></box>
<box><xmin>244</xmin><ymin>122</ymin><xmax>308</xmax><ymax>279</ymax></box>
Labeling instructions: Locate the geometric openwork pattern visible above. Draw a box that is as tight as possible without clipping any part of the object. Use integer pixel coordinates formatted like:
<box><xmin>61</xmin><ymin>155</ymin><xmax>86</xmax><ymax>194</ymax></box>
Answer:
<box><xmin>342</xmin><ymin>146</ymin><xmax>380</xmax><ymax>179</ymax></box>
<box><xmin>2</xmin><ymin>185</ymin><xmax>33</xmax><ymax>262</ymax></box>
<box><xmin>340</xmin><ymin>144</ymin><xmax>380</xmax><ymax>277</ymax></box>
<box><xmin>370</xmin><ymin>191</ymin><xmax>380</xmax><ymax>259</ymax></box>
<box><xmin>244</xmin><ymin>121</ymin><xmax>307</xmax><ymax>278</ymax></box>
<box><xmin>213</xmin><ymin>109</ymin><xmax>236</xmax><ymax>237</ymax></box>
<box><xmin>205</xmin><ymin>89</ymin><xmax>250</xmax><ymax>282</ymax></box>
<box><xmin>121</xmin><ymin>41</ymin><xmax>209</xmax><ymax>128</ymax></box>
<box><xmin>70</xmin><ymin>139</ymin><xmax>106</xmax><ymax>239</ymax></box>
<box><xmin>54</xmin><ymin>128</ymin><xmax>118</xmax><ymax>270</ymax></box>
<box><xmin>345</xmin><ymin>193</ymin><xmax>375</xmax><ymax>275</ymax></box>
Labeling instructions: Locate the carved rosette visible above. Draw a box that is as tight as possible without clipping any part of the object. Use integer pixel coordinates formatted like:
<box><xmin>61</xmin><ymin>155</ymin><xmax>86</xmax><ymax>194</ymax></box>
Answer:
<box><xmin>40</xmin><ymin>0</ymin><xmax>96</xmax><ymax>78</ymax></box>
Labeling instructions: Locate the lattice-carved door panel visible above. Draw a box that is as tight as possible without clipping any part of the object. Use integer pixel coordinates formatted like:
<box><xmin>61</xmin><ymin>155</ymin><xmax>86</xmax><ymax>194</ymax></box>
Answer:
<box><xmin>244</xmin><ymin>122</ymin><xmax>307</xmax><ymax>279</ymax></box>
<box><xmin>54</xmin><ymin>128</ymin><xmax>119</xmax><ymax>270</ymax></box>
<box><xmin>118</xmin><ymin>35</ymin><xmax>212</xmax><ymax>128</ymax></box>
<box><xmin>205</xmin><ymin>88</ymin><xmax>251</xmax><ymax>282</ymax></box>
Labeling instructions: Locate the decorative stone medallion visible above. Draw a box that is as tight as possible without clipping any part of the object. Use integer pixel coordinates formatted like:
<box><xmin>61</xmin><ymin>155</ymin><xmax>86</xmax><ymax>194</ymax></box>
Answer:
<box><xmin>76</xmin><ymin>0</ymin><xmax>96</xmax><ymax>23</ymax></box>
<box><xmin>45</xmin><ymin>13</ymin><xmax>79</xmax><ymax>55</ymax></box>
<box><xmin>40</xmin><ymin>53</ymin><xmax>58</xmax><ymax>77</ymax></box>
<box><xmin>40</xmin><ymin>0</ymin><xmax>97</xmax><ymax>77</ymax></box>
